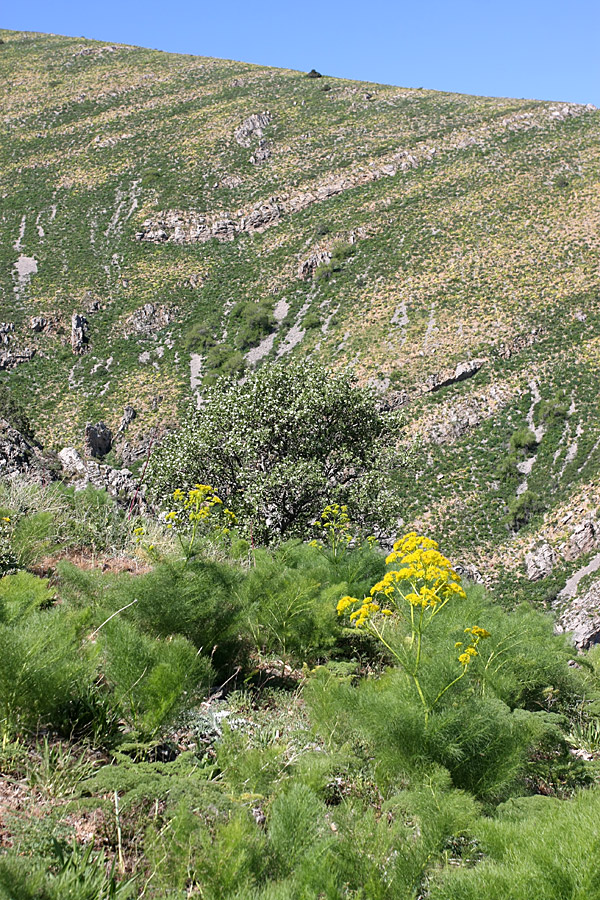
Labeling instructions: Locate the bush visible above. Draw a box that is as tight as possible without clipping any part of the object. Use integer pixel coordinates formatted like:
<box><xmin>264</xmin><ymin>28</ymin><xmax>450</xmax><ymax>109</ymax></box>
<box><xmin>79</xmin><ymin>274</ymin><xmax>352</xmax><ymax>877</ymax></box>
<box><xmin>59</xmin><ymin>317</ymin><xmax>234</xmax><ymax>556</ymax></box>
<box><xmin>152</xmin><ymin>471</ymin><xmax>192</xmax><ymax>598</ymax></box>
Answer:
<box><xmin>509</xmin><ymin>427</ymin><xmax>538</xmax><ymax>455</ymax></box>
<box><xmin>148</xmin><ymin>361</ymin><xmax>408</xmax><ymax>542</ymax></box>
<box><xmin>230</xmin><ymin>300</ymin><xmax>276</xmax><ymax>350</ymax></box>
<box><xmin>183</xmin><ymin>323</ymin><xmax>216</xmax><ymax>353</ymax></box>
<box><xmin>99</xmin><ymin>618</ymin><xmax>212</xmax><ymax>738</ymax></box>
<box><xmin>430</xmin><ymin>788</ymin><xmax>600</xmax><ymax>900</ymax></box>
<box><xmin>205</xmin><ymin>344</ymin><xmax>245</xmax><ymax>381</ymax></box>
<box><xmin>0</xmin><ymin>605</ymin><xmax>94</xmax><ymax>740</ymax></box>
<box><xmin>505</xmin><ymin>489</ymin><xmax>544</xmax><ymax>530</ymax></box>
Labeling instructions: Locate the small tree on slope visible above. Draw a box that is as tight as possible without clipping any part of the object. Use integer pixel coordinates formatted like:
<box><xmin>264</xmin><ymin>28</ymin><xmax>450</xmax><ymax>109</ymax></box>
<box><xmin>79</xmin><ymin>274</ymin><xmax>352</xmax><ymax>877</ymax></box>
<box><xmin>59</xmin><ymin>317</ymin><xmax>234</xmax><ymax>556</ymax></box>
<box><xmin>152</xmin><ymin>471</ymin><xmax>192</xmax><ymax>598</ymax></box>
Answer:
<box><xmin>148</xmin><ymin>361</ymin><xmax>408</xmax><ymax>542</ymax></box>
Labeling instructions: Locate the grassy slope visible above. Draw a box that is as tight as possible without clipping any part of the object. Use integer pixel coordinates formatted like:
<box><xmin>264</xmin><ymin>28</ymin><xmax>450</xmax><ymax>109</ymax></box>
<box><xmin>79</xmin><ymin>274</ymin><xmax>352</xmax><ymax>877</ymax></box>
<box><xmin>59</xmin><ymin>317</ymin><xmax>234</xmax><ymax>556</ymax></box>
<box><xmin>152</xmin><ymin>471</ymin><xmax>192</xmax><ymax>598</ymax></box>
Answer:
<box><xmin>1</xmin><ymin>29</ymin><xmax>600</xmax><ymax>594</ymax></box>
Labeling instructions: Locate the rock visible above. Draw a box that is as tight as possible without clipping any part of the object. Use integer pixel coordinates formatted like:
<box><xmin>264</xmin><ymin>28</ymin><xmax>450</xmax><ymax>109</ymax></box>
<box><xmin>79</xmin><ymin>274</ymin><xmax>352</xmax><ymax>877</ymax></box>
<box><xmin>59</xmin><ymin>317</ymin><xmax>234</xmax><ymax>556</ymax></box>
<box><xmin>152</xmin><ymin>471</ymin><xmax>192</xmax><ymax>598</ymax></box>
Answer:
<box><xmin>125</xmin><ymin>303</ymin><xmax>175</xmax><ymax>336</ymax></box>
<box><xmin>241</xmin><ymin>200</ymin><xmax>283</xmax><ymax>232</ymax></box>
<box><xmin>0</xmin><ymin>323</ymin><xmax>14</xmax><ymax>344</ymax></box>
<box><xmin>30</xmin><ymin>316</ymin><xmax>48</xmax><ymax>332</ymax></box>
<box><xmin>71</xmin><ymin>314</ymin><xmax>89</xmax><ymax>354</ymax></box>
<box><xmin>0</xmin><ymin>348</ymin><xmax>36</xmax><ymax>370</ymax></box>
<box><xmin>58</xmin><ymin>446</ymin><xmax>88</xmax><ymax>476</ymax></box>
<box><xmin>250</xmin><ymin>141</ymin><xmax>271</xmax><ymax>165</ymax></box>
<box><xmin>84</xmin><ymin>422</ymin><xmax>112</xmax><ymax>459</ymax></box>
<box><xmin>298</xmin><ymin>250</ymin><xmax>332</xmax><ymax>280</ymax></box>
<box><xmin>564</xmin><ymin>519</ymin><xmax>599</xmax><ymax>561</ymax></box>
<box><xmin>556</xmin><ymin>578</ymin><xmax>600</xmax><ymax>649</ymax></box>
<box><xmin>234</xmin><ymin>111</ymin><xmax>272</xmax><ymax>147</ymax></box>
<box><xmin>117</xmin><ymin>406</ymin><xmax>136</xmax><ymax>434</ymax></box>
<box><xmin>424</xmin><ymin>359</ymin><xmax>486</xmax><ymax>393</ymax></box>
<box><xmin>0</xmin><ymin>419</ymin><xmax>35</xmax><ymax>476</ymax></box>
<box><xmin>59</xmin><ymin>445</ymin><xmax>146</xmax><ymax>510</ymax></box>
<box><xmin>525</xmin><ymin>543</ymin><xmax>557</xmax><ymax>581</ymax></box>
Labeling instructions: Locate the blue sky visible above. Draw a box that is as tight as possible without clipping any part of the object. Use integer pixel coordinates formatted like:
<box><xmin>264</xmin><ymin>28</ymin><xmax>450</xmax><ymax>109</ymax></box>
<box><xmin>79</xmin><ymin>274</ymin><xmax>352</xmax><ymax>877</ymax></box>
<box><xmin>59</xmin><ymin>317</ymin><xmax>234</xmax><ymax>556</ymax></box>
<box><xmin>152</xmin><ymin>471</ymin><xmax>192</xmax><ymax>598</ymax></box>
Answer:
<box><xmin>4</xmin><ymin>0</ymin><xmax>599</xmax><ymax>104</ymax></box>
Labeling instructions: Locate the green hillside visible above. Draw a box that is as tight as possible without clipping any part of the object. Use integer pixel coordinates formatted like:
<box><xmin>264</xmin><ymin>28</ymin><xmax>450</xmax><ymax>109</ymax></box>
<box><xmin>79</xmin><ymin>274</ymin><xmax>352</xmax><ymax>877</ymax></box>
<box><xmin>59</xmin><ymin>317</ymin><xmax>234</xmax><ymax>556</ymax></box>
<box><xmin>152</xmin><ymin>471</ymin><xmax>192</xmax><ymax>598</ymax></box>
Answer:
<box><xmin>1</xmin><ymin>28</ymin><xmax>600</xmax><ymax>598</ymax></box>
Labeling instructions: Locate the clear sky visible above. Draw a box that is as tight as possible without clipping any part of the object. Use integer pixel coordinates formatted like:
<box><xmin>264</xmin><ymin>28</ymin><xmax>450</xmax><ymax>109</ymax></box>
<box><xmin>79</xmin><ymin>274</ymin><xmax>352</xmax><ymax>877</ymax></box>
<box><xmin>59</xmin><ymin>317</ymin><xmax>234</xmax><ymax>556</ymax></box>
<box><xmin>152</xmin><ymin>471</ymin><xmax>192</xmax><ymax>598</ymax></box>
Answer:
<box><xmin>4</xmin><ymin>0</ymin><xmax>600</xmax><ymax>105</ymax></box>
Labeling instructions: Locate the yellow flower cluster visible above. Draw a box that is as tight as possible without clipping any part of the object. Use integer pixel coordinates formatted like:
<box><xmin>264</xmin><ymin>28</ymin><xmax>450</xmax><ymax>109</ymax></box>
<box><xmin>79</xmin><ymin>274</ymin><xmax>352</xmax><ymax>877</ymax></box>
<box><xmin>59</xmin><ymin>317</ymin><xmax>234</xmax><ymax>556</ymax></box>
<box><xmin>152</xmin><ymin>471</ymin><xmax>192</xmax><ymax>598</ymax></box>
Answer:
<box><xmin>337</xmin><ymin>532</ymin><xmax>467</xmax><ymax>629</ymax></box>
<box><xmin>456</xmin><ymin>626</ymin><xmax>491</xmax><ymax>667</ymax></box>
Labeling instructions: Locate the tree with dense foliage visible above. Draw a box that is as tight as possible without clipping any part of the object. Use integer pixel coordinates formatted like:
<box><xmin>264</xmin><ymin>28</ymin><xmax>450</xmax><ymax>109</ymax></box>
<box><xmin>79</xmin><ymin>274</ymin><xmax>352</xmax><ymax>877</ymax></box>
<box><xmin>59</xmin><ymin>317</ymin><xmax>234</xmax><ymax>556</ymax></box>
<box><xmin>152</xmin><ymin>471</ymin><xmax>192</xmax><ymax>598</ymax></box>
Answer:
<box><xmin>148</xmin><ymin>361</ymin><xmax>408</xmax><ymax>541</ymax></box>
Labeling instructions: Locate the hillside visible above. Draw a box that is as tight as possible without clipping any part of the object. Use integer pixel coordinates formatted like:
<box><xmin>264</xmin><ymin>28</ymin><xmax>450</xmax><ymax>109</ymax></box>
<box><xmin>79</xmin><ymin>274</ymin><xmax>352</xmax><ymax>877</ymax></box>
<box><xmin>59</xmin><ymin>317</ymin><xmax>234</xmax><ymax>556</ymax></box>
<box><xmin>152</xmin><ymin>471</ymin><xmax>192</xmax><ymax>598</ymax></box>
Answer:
<box><xmin>1</xmin><ymin>28</ymin><xmax>600</xmax><ymax>609</ymax></box>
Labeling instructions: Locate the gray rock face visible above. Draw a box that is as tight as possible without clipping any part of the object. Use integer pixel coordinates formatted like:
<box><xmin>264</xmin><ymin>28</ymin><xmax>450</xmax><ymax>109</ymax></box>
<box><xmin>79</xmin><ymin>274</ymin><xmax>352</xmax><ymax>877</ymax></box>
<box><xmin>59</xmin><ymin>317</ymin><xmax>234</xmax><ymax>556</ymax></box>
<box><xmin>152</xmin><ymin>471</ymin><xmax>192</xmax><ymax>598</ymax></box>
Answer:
<box><xmin>125</xmin><ymin>303</ymin><xmax>174</xmax><ymax>336</ymax></box>
<box><xmin>564</xmin><ymin>519</ymin><xmax>599</xmax><ymax>561</ymax></box>
<box><xmin>0</xmin><ymin>419</ymin><xmax>35</xmax><ymax>476</ymax></box>
<box><xmin>58</xmin><ymin>446</ymin><xmax>146</xmax><ymax>510</ymax></box>
<box><xmin>424</xmin><ymin>359</ymin><xmax>486</xmax><ymax>393</ymax></box>
<box><xmin>117</xmin><ymin>406</ymin><xmax>136</xmax><ymax>434</ymax></box>
<box><xmin>71</xmin><ymin>314</ymin><xmax>89</xmax><ymax>354</ymax></box>
<box><xmin>30</xmin><ymin>316</ymin><xmax>48</xmax><ymax>332</ymax></box>
<box><xmin>0</xmin><ymin>323</ymin><xmax>14</xmax><ymax>344</ymax></box>
<box><xmin>298</xmin><ymin>250</ymin><xmax>332</xmax><ymax>280</ymax></box>
<box><xmin>526</xmin><ymin>543</ymin><xmax>557</xmax><ymax>581</ymax></box>
<box><xmin>556</xmin><ymin>578</ymin><xmax>600</xmax><ymax>649</ymax></box>
<box><xmin>84</xmin><ymin>422</ymin><xmax>112</xmax><ymax>459</ymax></box>
<box><xmin>250</xmin><ymin>141</ymin><xmax>271</xmax><ymax>165</ymax></box>
<box><xmin>0</xmin><ymin>348</ymin><xmax>36</xmax><ymax>371</ymax></box>
<box><xmin>234</xmin><ymin>111</ymin><xmax>272</xmax><ymax>147</ymax></box>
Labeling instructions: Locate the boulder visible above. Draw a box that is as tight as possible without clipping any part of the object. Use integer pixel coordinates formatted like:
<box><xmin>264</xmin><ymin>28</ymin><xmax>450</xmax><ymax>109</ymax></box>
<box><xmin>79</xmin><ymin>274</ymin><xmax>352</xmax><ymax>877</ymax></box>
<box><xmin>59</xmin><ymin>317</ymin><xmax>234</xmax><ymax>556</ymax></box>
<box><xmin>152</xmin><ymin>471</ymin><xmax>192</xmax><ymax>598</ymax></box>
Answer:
<box><xmin>84</xmin><ymin>422</ymin><xmax>112</xmax><ymax>459</ymax></box>
<box><xmin>30</xmin><ymin>316</ymin><xmax>48</xmax><ymax>332</ymax></box>
<box><xmin>298</xmin><ymin>250</ymin><xmax>332</xmax><ymax>280</ymax></box>
<box><xmin>234</xmin><ymin>111</ymin><xmax>272</xmax><ymax>147</ymax></box>
<box><xmin>424</xmin><ymin>359</ymin><xmax>486</xmax><ymax>393</ymax></box>
<box><xmin>564</xmin><ymin>519</ymin><xmax>599</xmax><ymax>561</ymax></box>
<box><xmin>525</xmin><ymin>543</ymin><xmax>557</xmax><ymax>581</ymax></box>
<box><xmin>117</xmin><ymin>406</ymin><xmax>136</xmax><ymax>434</ymax></box>
<box><xmin>556</xmin><ymin>578</ymin><xmax>600</xmax><ymax>649</ymax></box>
<box><xmin>59</xmin><ymin>446</ymin><xmax>147</xmax><ymax>511</ymax></box>
<box><xmin>0</xmin><ymin>323</ymin><xmax>14</xmax><ymax>344</ymax></box>
<box><xmin>250</xmin><ymin>141</ymin><xmax>271</xmax><ymax>165</ymax></box>
<box><xmin>71</xmin><ymin>314</ymin><xmax>89</xmax><ymax>354</ymax></box>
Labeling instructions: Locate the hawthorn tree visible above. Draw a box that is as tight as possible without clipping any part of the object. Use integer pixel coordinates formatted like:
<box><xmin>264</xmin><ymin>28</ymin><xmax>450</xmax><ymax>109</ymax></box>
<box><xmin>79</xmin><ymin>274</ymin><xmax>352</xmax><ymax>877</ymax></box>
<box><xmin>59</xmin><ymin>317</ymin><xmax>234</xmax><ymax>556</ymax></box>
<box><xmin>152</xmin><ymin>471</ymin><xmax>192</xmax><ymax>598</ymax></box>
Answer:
<box><xmin>148</xmin><ymin>361</ymin><xmax>408</xmax><ymax>542</ymax></box>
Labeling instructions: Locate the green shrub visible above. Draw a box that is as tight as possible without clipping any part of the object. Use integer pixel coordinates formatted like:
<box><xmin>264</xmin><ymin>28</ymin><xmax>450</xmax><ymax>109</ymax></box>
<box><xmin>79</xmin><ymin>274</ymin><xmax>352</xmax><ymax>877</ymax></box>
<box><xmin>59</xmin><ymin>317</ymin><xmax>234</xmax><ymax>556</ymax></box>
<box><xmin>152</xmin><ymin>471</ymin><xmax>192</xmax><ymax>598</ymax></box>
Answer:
<box><xmin>0</xmin><ymin>606</ymin><xmax>94</xmax><ymax>739</ymax></box>
<box><xmin>183</xmin><ymin>323</ymin><xmax>216</xmax><ymax>353</ymax></box>
<box><xmin>231</xmin><ymin>300</ymin><xmax>276</xmax><ymax>350</ymax></box>
<box><xmin>99</xmin><ymin>618</ymin><xmax>212</xmax><ymax>738</ymax></box>
<box><xmin>148</xmin><ymin>361</ymin><xmax>408</xmax><ymax>542</ymax></box>
<box><xmin>509</xmin><ymin>427</ymin><xmax>538</xmax><ymax>455</ymax></box>
<box><xmin>505</xmin><ymin>489</ymin><xmax>544</xmax><ymax>529</ymax></box>
<box><xmin>205</xmin><ymin>344</ymin><xmax>246</xmax><ymax>381</ymax></box>
<box><xmin>430</xmin><ymin>788</ymin><xmax>600</xmax><ymax>900</ymax></box>
<box><xmin>0</xmin><ymin>841</ymin><xmax>136</xmax><ymax>900</ymax></box>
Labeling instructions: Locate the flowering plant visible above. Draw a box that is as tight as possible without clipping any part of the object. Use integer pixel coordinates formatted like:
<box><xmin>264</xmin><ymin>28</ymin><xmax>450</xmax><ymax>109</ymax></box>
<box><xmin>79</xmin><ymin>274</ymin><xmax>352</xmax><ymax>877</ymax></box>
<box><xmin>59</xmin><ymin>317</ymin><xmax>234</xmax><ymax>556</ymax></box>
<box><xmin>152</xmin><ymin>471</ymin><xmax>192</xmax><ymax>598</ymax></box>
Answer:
<box><xmin>136</xmin><ymin>485</ymin><xmax>236</xmax><ymax>566</ymax></box>
<box><xmin>337</xmin><ymin>532</ymin><xmax>489</xmax><ymax>723</ymax></box>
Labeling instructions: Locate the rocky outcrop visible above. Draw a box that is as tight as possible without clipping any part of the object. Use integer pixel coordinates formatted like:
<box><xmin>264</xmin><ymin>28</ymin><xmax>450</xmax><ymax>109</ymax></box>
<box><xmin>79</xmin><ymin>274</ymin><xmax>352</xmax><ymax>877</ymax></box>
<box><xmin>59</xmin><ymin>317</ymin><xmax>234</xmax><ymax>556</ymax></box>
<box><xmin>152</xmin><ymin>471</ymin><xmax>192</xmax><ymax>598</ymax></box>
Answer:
<box><xmin>84</xmin><ymin>422</ymin><xmax>112</xmax><ymax>459</ymax></box>
<box><xmin>136</xmin><ymin>211</ymin><xmax>237</xmax><ymax>244</ymax></box>
<box><xmin>556</xmin><ymin>577</ymin><xmax>600</xmax><ymax>650</ymax></box>
<box><xmin>134</xmin><ymin>156</ymin><xmax>415</xmax><ymax>246</ymax></box>
<box><xmin>30</xmin><ymin>316</ymin><xmax>48</xmax><ymax>332</ymax></box>
<box><xmin>298</xmin><ymin>250</ymin><xmax>332</xmax><ymax>280</ymax></box>
<box><xmin>0</xmin><ymin>419</ymin><xmax>36</xmax><ymax>477</ymax></box>
<box><xmin>234</xmin><ymin>111</ymin><xmax>272</xmax><ymax>147</ymax></box>
<box><xmin>0</xmin><ymin>323</ymin><xmax>14</xmax><ymax>344</ymax></box>
<box><xmin>525</xmin><ymin>543</ymin><xmax>557</xmax><ymax>581</ymax></box>
<box><xmin>117</xmin><ymin>406</ymin><xmax>136</xmax><ymax>434</ymax></box>
<box><xmin>124</xmin><ymin>303</ymin><xmax>175</xmax><ymax>336</ymax></box>
<box><xmin>59</xmin><ymin>446</ymin><xmax>146</xmax><ymax>510</ymax></box>
<box><xmin>71</xmin><ymin>314</ymin><xmax>89</xmax><ymax>354</ymax></box>
<box><xmin>250</xmin><ymin>142</ymin><xmax>271</xmax><ymax>165</ymax></box>
<box><xmin>0</xmin><ymin>348</ymin><xmax>36</xmax><ymax>371</ymax></box>
<box><xmin>424</xmin><ymin>359</ymin><xmax>486</xmax><ymax>393</ymax></box>
<box><xmin>564</xmin><ymin>518</ymin><xmax>599</xmax><ymax>562</ymax></box>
